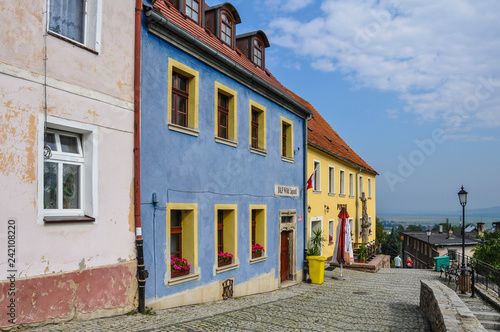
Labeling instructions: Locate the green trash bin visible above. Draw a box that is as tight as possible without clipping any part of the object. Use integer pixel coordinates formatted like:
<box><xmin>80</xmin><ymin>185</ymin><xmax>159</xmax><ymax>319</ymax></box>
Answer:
<box><xmin>434</xmin><ymin>256</ymin><xmax>450</xmax><ymax>272</ymax></box>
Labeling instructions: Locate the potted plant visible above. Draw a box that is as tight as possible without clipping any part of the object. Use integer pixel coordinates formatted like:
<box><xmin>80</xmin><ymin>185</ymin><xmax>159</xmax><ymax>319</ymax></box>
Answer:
<box><xmin>329</xmin><ymin>235</ymin><xmax>333</xmax><ymax>244</ymax></box>
<box><xmin>306</xmin><ymin>229</ymin><xmax>327</xmax><ymax>284</ymax></box>
<box><xmin>218</xmin><ymin>251</ymin><xmax>233</xmax><ymax>267</ymax></box>
<box><xmin>251</xmin><ymin>243</ymin><xmax>265</xmax><ymax>259</ymax></box>
<box><xmin>171</xmin><ymin>257</ymin><xmax>191</xmax><ymax>278</ymax></box>
<box><xmin>358</xmin><ymin>244</ymin><xmax>367</xmax><ymax>263</ymax></box>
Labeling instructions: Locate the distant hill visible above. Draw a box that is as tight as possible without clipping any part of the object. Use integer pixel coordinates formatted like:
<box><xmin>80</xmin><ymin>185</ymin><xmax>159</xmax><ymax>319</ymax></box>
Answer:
<box><xmin>466</xmin><ymin>206</ymin><xmax>500</xmax><ymax>217</ymax></box>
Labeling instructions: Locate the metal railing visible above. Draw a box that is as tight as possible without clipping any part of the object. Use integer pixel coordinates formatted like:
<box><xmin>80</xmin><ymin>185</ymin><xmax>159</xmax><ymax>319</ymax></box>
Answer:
<box><xmin>457</xmin><ymin>253</ymin><xmax>500</xmax><ymax>297</ymax></box>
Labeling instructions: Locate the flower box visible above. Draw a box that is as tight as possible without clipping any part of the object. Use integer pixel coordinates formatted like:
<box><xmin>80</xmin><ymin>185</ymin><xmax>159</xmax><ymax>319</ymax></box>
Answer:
<box><xmin>218</xmin><ymin>260</ymin><xmax>232</xmax><ymax>267</ymax></box>
<box><xmin>252</xmin><ymin>251</ymin><xmax>262</xmax><ymax>259</ymax></box>
<box><xmin>171</xmin><ymin>269</ymin><xmax>189</xmax><ymax>278</ymax></box>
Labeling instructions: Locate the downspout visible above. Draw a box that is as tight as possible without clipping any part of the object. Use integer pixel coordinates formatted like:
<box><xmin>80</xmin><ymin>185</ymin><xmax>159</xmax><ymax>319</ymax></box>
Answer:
<box><xmin>303</xmin><ymin>115</ymin><xmax>312</xmax><ymax>281</ymax></box>
<box><xmin>134</xmin><ymin>0</ymin><xmax>147</xmax><ymax>313</ymax></box>
<box><xmin>355</xmin><ymin>167</ymin><xmax>362</xmax><ymax>243</ymax></box>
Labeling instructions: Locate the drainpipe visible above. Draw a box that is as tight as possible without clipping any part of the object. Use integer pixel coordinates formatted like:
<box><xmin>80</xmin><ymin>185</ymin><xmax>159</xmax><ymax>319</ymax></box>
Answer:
<box><xmin>303</xmin><ymin>115</ymin><xmax>312</xmax><ymax>281</ymax></box>
<box><xmin>355</xmin><ymin>167</ymin><xmax>362</xmax><ymax>243</ymax></box>
<box><xmin>134</xmin><ymin>0</ymin><xmax>147</xmax><ymax>314</ymax></box>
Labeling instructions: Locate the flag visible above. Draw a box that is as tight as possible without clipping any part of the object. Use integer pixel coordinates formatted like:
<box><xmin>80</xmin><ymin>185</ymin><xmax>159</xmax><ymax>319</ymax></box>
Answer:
<box><xmin>306</xmin><ymin>165</ymin><xmax>318</xmax><ymax>190</ymax></box>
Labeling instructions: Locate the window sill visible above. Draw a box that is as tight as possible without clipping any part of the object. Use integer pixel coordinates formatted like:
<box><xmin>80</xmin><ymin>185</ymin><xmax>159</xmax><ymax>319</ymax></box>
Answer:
<box><xmin>168</xmin><ymin>123</ymin><xmax>200</xmax><ymax>137</ymax></box>
<box><xmin>249</xmin><ymin>146</ymin><xmax>267</xmax><ymax>156</ymax></box>
<box><xmin>313</xmin><ymin>190</ymin><xmax>321</xmax><ymax>194</ymax></box>
<box><xmin>168</xmin><ymin>272</ymin><xmax>200</xmax><ymax>286</ymax></box>
<box><xmin>339</xmin><ymin>194</ymin><xmax>346</xmax><ymax>197</ymax></box>
<box><xmin>249</xmin><ymin>256</ymin><xmax>267</xmax><ymax>264</ymax></box>
<box><xmin>214</xmin><ymin>137</ymin><xmax>238</xmax><ymax>147</ymax></box>
<box><xmin>281</xmin><ymin>156</ymin><xmax>294</xmax><ymax>163</ymax></box>
<box><xmin>349</xmin><ymin>195</ymin><xmax>355</xmax><ymax>198</ymax></box>
<box><xmin>44</xmin><ymin>215</ymin><xmax>95</xmax><ymax>224</ymax></box>
<box><xmin>328</xmin><ymin>193</ymin><xmax>336</xmax><ymax>197</ymax></box>
<box><xmin>48</xmin><ymin>31</ymin><xmax>98</xmax><ymax>55</ymax></box>
<box><xmin>216</xmin><ymin>262</ymin><xmax>240</xmax><ymax>273</ymax></box>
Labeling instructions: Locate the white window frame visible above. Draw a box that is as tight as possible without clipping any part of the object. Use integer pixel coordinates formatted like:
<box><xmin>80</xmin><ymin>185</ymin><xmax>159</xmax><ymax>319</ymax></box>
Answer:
<box><xmin>38</xmin><ymin>116</ymin><xmax>98</xmax><ymax>224</ymax></box>
<box><xmin>359</xmin><ymin>175</ymin><xmax>363</xmax><ymax>197</ymax></box>
<box><xmin>47</xmin><ymin>0</ymin><xmax>103</xmax><ymax>52</ymax></box>
<box><xmin>349</xmin><ymin>172</ymin><xmax>354</xmax><ymax>198</ymax></box>
<box><xmin>328</xmin><ymin>166</ymin><xmax>335</xmax><ymax>195</ymax></box>
<box><xmin>313</xmin><ymin>160</ymin><xmax>321</xmax><ymax>192</ymax></box>
<box><xmin>368</xmin><ymin>178</ymin><xmax>372</xmax><ymax>198</ymax></box>
<box><xmin>309</xmin><ymin>216</ymin><xmax>323</xmax><ymax>256</ymax></box>
<box><xmin>339</xmin><ymin>170</ymin><xmax>345</xmax><ymax>196</ymax></box>
<box><xmin>328</xmin><ymin>219</ymin><xmax>335</xmax><ymax>244</ymax></box>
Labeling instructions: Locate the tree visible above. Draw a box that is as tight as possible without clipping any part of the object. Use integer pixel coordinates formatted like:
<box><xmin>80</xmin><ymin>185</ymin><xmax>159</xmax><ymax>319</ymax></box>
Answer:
<box><xmin>382</xmin><ymin>227</ymin><xmax>401</xmax><ymax>259</ymax></box>
<box><xmin>406</xmin><ymin>224</ymin><xmax>423</xmax><ymax>231</ymax></box>
<box><xmin>375</xmin><ymin>217</ymin><xmax>386</xmax><ymax>247</ymax></box>
<box><xmin>472</xmin><ymin>231</ymin><xmax>500</xmax><ymax>268</ymax></box>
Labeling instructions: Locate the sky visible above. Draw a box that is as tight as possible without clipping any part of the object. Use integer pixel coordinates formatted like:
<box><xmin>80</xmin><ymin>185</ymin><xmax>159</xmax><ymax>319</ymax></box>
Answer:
<box><xmin>206</xmin><ymin>0</ymin><xmax>500</xmax><ymax>216</ymax></box>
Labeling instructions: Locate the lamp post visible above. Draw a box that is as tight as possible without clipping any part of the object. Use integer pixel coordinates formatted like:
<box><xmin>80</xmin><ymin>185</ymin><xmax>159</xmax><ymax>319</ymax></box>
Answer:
<box><xmin>426</xmin><ymin>229</ymin><xmax>431</xmax><ymax>269</ymax></box>
<box><xmin>458</xmin><ymin>186</ymin><xmax>468</xmax><ymax>294</ymax></box>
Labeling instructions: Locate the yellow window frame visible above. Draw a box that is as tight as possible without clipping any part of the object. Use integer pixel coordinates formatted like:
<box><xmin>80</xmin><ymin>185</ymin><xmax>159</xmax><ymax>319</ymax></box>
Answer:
<box><xmin>249</xmin><ymin>205</ymin><xmax>267</xmax><ymax>258</ymax></box>
<box><xmin>166</xmin><ymin>203</ymin><xmax>198</xmax><ymax>272</ymax></box>
<box><xmin>249</xmin><ymin>100</ymin><xmax>266</xmax><ymax>153</ymax></box>
<box><xmin>214</xmin><ymin>82</ymin><xmax>238</xmax><ymax>144</ymax></box>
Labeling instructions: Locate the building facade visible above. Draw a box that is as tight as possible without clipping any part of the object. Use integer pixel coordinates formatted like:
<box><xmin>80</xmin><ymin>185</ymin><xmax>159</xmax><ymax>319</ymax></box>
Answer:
<box><xmin>300</xmin><ymin>96</ymin><xmax>377</xmax><ymax>260</ymax></box>
<box><xmin>0</xmin><ymin>0</ymin><xmax>137</xmax><ymax>327</ymax></box>
<box><xmin>140</xmin><ymin>1</ymin><xmax>311</xmax><ymax>309</ymax></box>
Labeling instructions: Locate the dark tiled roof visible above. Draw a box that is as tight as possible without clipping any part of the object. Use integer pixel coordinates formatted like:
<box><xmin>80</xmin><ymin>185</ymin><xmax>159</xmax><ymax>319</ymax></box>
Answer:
<box><xmin>402</xmin><ymin>231</ymin><xmax>480</xmax><ymax>246</ymax></box>
<box><xmin>287</xmin><ymin>90</ymin><xmax>377</xmax><ymax>174</ymax></box>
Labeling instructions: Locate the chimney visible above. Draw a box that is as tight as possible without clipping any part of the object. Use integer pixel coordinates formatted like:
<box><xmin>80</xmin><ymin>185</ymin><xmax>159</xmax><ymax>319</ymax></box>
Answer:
<box><xmin>493</xmin><ymin>222</ymin><xmax>500</xmax><ymax>232</ymax></box>
<box><xmin>477</xmin><ymin>223</ymin><xmax>485</xmax><ymax>237</ymax></box>
<box><xmin>439</xmin><ymin>225</ymin><xmax>443</xmax><ymax>234</ymax></box>
<box><xmin>447</xmin><ymin>228</ymin><xmax>454</xmax><ymax>239</ymax></box>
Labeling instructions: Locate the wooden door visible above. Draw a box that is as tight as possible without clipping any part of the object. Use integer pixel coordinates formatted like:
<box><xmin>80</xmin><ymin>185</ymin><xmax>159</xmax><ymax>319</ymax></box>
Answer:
<box><xmin>280</xmin><ymin>231</ymin><xmax>291</xmax><ymax>282</ymax></box>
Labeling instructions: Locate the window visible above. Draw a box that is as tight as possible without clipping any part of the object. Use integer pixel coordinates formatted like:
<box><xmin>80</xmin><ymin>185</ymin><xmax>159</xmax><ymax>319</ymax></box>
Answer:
<box><xmin>48</xmin><ymin>0</ymin><xmax>102</xmax><ymax>52</ymax></box>
<box><xmin>281</xmin><ymin>117</ymin><xmax>293</xmax><ymax>162</ymax></box>
<box><xmin>313</xmin><ymin>161</ymin><xmax>320</xmax><ymax>192</ymax></box>
<box><xmin>253</xmin><ymin>38</ymin><xmax>263</xmax><ymax>67</ymax></box>
<box><xmin>172</xmin><ymin>72</ymin><xmax>189</xmax><ymax>127</ymax></box>
<box><xmin>220</xmin><ymin>11</ymin><xmax>233</xmax><ymax>47</ymax></box>
<box><xmin>349</xmin><ymin>173</ymin><xmax>354</xmax><ymax>198</ymax></box>
<box><xmin>167</xmin><ymin>203</ymin><xmax>198</xmax><ymax>277</ymax></box>
<box><xmin>168</xmin><ymin>59</ymin><xmax>199</xmax><ymax>136</ymax></box>
<box><xmin>328</xmin><ymin>166</ymin><xmax>335</xmax><ymax>194</ymax></box>
<box><xmin>39</xmin><ymin>116</ymin><xmax>97</xmax><ymax>224</ymax></box>
<box><xmin>339</xmin><ymin>170</ymin><xmax>345</xmax><ymax>196</ymax></box>
<box><xmin>215</xmin><ymin>204</ymin><xmax>238</xmax><ymax>270</ymax></box>
<box><xmin>250</xmin><ymin>205</ymin><xmax>267</xmax><ymax>261</ymax></box>
<box><xmin>359</xmin><ymin>175</ymin><xmax>363</xmax><ymax>197</ymax></box>
<box><xmin>214</xmin><ymin>82</ymin><xmax>237</xmax><ymax>146</ymax></box>
<box><xmin>328</xmin><ymin>219</ymin><xmax>334</xmax><ymax>245</ymax></box>
<box><xmin>368</xmin><ymin>178</ymin><xmax>372</xmax><ymax>198</ymax></box>
<box><xmin>249</xmin><ymin>100</ymin><xmax>266</xmax><ymax>155</ymax></box>
<box><xmin>185</xmin><ymin>0</ymin><xmax>200</xmax><ymax>23</ymax></box>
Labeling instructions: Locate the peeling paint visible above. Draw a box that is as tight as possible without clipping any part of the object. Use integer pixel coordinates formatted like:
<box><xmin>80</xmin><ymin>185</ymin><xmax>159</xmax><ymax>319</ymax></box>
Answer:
<box><xmin>117</xmin><ymin>258</ymin><xmax>126</xmax><ymax>263</ymax></box>
<box><xmin>79</xmin><ymin>258</ymin><xmax>86</xmax><ymax>271</ymax></box>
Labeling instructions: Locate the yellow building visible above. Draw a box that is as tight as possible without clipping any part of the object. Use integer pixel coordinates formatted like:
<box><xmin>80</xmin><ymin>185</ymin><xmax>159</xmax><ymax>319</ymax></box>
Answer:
<box><xmin>293</xmin><ymin>94</ymin><xmax>378</xmax><ymax>261</ymax></box>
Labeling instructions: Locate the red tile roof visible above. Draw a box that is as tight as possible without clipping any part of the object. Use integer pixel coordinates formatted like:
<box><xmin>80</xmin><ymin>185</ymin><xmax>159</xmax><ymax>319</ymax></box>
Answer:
<box><xmin>152</xmin><ymin>1</ymin><xmax>298</xmax><ymax>102</ymax></box>
<box><xmin>152</xmin><ymin>1</ymin><xmax>377</xmax><ymax>175</ymax></box>
<box><xmin>287</xmin><ymin>89</ymin><xmax>378</xmax><ymax>174</ymax></box>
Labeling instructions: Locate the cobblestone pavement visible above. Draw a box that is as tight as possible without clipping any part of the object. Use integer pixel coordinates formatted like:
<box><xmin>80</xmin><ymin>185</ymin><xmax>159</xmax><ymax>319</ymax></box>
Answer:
<box><xmin>25</xmin><ymin>268</ymin><xmax>442</xmax><ymax>332</ymax></box>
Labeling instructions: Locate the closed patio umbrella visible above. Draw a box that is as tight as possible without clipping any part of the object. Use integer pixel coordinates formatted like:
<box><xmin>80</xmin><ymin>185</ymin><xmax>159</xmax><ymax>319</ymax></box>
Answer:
<box><xmin>331</xmin><ymin>206</ymin><xmax>353</xmax><ymax>278</ymax></box>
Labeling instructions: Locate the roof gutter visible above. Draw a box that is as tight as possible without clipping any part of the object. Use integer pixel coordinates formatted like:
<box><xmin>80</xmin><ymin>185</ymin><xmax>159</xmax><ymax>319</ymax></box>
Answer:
<box><xmin>144</xmin><ymin>7</ymin><xmax>312</xmax><ymax>120</ymax></box>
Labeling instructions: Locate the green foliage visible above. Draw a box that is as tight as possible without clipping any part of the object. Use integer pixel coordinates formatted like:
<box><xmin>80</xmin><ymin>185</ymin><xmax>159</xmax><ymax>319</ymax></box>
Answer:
<box><xmin>382</xmin><ymin>227</ymin><xmax>401</xmax><ymax>260</ymax></box>
<box><xmin>307</xmin><ymin>229</ymin><xmax>326</xmax><ymax>256</ymax></box>
<box><xmin>406</xmin><ymin>224</ymin><xmax>423</xmax><ymax>231</ymax></box>
<box><xmin>375</xmin><ymin>217</ymin><xmax>386</xmax><ymax>247</ymax></box>
<box><xmin>472</xmin><ymin>230</ymin><xmax>500</xmax><ymax>268</ymax></box>
<box><xmin>358</xmin><ymin>244</ymin><xmax>367</xmax><ymax>260</ymax></box>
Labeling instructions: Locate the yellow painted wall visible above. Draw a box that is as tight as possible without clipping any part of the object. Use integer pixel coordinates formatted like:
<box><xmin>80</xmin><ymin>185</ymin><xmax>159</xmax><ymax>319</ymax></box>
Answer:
<box><xmin>307</xmin><ymin>146</ymin><xmax>376</xmax><ymax>259</ymax></box>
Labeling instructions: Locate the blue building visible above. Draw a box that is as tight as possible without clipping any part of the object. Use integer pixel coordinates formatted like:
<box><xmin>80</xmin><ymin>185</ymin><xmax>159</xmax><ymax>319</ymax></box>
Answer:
<box><xmin>140</xmin><ymin>0</ymin><xmax>311</xmax><ymax>309</ymax></box>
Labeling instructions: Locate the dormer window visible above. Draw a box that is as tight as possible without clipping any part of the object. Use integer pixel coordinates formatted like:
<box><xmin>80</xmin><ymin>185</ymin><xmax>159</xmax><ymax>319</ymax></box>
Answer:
<box><xmin>253</xmin><ymin>38</ymin><xmax>263</xmax><ymax>67</ymax></box>
<box><xmin>185</xmin><ymin>0</ymin><xmax>200</xmax><ymax>24</ymax></box>
<box><xmin>220</xmin><ymin>11</ymin><xmax>233</xmax><ymax>46</ymax></box>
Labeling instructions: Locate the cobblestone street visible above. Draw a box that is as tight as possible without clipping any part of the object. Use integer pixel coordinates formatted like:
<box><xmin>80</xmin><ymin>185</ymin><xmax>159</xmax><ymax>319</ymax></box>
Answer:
<box><xmin>21</xmin><ymin>268</ymin><xmax>445</xmax><ymax>331</ymax></box>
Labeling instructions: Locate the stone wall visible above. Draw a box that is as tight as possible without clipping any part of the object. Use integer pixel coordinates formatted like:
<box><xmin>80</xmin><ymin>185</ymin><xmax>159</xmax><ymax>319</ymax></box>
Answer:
<box><xmin>420</xmin><ymin>280</ymin><xmax>486</xmax><ymax>332</ymax></box>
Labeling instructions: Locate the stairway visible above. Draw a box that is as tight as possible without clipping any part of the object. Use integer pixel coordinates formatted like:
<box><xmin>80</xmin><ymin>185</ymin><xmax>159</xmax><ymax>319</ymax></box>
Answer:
<box><xmin>459</xmin><ymin>293</ymin><xmax>500</xmax><ymax>331</ymax></box>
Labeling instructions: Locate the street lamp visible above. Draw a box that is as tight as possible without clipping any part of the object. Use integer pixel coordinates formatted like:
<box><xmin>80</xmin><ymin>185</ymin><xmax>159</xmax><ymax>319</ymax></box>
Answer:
<box><xmin>426</xmin><ymin>229</ymin><xmax>431</xmax><ymax>268</ymax></box>
<box><xmin>458</xmin><ymin>186</ymin><xmax>468</xmax><ymax>294</ymax></box>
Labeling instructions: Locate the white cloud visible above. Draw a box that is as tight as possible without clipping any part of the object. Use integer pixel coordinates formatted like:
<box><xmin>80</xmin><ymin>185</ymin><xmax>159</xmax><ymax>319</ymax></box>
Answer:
<box><xmin>268</xmin><ymin>0</ymin><xmax>500</xmax><ymax>133</ymax></box>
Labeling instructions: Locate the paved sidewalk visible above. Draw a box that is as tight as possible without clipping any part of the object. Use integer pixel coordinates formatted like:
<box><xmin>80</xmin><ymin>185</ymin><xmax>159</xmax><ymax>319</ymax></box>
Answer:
<box><xmin>24</xmin><ymin>269</ymin><xmax>441</xmax><ymax>331</ymax></box>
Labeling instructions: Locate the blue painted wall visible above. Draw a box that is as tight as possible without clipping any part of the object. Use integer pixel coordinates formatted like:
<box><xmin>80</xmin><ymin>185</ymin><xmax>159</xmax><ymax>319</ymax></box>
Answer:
<box><xmin>140</xmin><ymin>16</ymin><xmax>306</xmax><ymax>300</ymax></box>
